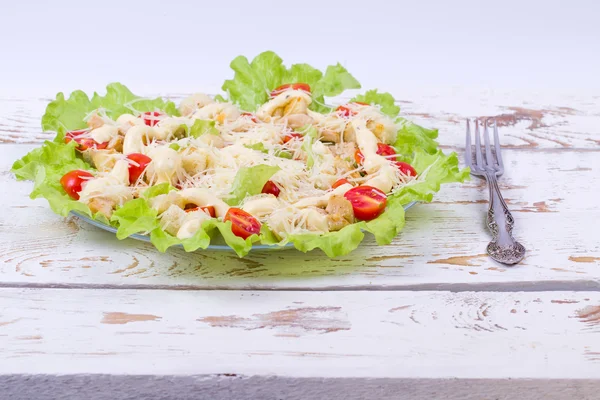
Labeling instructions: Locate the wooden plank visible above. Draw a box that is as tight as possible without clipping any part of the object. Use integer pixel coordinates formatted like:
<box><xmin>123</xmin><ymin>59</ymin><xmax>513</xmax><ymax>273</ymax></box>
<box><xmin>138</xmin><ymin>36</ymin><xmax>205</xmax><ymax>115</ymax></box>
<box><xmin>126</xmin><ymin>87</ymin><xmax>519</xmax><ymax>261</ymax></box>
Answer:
<box><xmin>1</xmin><ymin>89</ymin><xmax>599</xmax><ymax>148</ymax></box>
<box><xmin>1</xmin><ymin>289</ymin><xmax>599</xmax><ymax>379</ymax></box>
<box><xmin>1</xmin><ymin>144</ymin><xmax>598</xmax><ymax>288</ymax></box>
<box><xmin>1</xmin><ymin>375</ymin><xmax>599</xmax><ymax>400</ymax></box>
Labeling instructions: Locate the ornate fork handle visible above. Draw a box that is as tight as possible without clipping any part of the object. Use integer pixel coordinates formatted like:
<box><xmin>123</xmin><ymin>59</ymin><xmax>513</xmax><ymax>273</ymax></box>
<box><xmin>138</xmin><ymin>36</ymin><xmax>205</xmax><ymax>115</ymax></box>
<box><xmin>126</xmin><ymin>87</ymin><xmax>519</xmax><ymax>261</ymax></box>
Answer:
<box><xmin>483</xmin><ymin>172</ymin><xmax>525</xmax><ymax>265</ymax></box>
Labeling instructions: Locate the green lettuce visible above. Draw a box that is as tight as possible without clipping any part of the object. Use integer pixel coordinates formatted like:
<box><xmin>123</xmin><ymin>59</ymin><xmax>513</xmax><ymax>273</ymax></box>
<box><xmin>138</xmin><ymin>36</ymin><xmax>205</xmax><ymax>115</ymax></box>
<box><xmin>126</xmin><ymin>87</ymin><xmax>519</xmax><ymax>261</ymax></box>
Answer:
<box><xmin>42</xmin><ymin>82</ymin><xmax>178</xmax><ymax>133</ymax></box>
<box><xmin>394</xmin><ymin>119</ymin><xmax>440</xmax><ymax>155</ymax></box>
<box><xmin>110</xmin><ymin>198</ymin><xmax>158</xmax><ymax>239</ymax></box>
<box><xmin>350</xmin><ymin>89</ymin><xmax>400</xmax><ymax>118</ymax></box>
<box><xmin>226</xmin><ymin>164</ymin><xmax>281</xmax><ymax>206</ymax></box>
<box><xmin>301</xmin><ymin>126</ymin><xmax>319</xmax><ymax>168</ymax></box>
<box><xmin>222</xmin><ymin>51</ymin><xmax>360</xmax><ymax>113</ymax></box>
<box><xmin>187</xmin><ymin>119</ymin><xmax>219</xmax><ymax>137</ymax></box>
<box><xmin>12</xmin><ymin>140</ymin><xmax>93</xmax><ymax>217</ymax></box>
<box><xmin>11</xmin><ymin>52</ymin><xmax>470</xmax><ymax>258</ymax></box>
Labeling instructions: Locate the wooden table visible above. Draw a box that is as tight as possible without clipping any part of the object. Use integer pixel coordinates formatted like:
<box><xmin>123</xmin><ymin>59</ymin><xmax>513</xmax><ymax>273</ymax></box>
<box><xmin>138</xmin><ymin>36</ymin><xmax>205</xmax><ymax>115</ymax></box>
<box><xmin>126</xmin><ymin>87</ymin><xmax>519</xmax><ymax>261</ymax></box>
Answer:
<box><xmin>1</xmin><ymin>87</ymin><xmax>599</xmax><ymax>399</ymax></box>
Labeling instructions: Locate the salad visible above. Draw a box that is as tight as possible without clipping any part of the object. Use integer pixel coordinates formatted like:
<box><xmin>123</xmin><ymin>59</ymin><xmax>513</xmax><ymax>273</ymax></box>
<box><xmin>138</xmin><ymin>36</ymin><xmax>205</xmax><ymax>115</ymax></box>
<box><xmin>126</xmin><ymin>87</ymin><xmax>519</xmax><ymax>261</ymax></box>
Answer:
<box><xmin>12</xmin><ymin>51</ymin><xmax>468</xmax><ymax>257</ymax></box>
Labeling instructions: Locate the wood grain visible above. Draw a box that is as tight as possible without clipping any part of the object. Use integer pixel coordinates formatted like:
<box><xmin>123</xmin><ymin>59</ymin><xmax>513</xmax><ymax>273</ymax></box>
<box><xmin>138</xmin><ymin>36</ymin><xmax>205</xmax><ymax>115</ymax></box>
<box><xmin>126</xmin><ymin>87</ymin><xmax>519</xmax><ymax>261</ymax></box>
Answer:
<box><xmin>1</xmin><ymin>89</ymin><xmax>599</xmax><ymax>148</ymax></box>
<box><xmin>2</xmin><ymin>375</ymin><xmax>599</xmax><ymax>400</ymax></box>
<box><xmin>1</xmin><ymin>289</ymin><xmax>599</xmax><ymax>379</ymax></box>
<box><xmin>2</xmin><ymin>144</ymin><xmax>598</xmax><ymax>288</ymax></box>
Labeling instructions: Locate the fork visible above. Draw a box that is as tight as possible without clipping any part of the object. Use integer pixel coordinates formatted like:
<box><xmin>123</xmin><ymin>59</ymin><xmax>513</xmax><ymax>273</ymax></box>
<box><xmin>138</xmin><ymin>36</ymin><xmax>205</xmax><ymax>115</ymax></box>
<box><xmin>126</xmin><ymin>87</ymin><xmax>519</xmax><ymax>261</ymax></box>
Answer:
<box><xmin>465</xmin><ymin>119</ymin><xmax>526</xmax><ymax>265</ymax></box>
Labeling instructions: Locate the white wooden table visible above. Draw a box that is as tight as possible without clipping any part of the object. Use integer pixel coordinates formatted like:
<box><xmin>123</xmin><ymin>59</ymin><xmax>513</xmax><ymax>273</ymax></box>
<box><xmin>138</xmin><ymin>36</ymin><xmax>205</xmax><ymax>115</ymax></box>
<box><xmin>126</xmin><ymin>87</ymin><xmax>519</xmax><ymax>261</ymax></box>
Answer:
<box><xmin>2</xmin><ymin>1</ymin><xmax>600</xmax><ymax>399</ymax></box>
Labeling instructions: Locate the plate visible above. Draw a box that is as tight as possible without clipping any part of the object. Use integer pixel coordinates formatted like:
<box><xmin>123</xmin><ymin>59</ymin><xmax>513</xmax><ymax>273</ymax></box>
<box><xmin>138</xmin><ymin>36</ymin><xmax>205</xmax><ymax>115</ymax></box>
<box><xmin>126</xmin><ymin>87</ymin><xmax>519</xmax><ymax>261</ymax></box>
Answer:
<box><xmin>71</xmin><ymin>201</ymin><xmax>417</xmax><ymax>252</ymax></box>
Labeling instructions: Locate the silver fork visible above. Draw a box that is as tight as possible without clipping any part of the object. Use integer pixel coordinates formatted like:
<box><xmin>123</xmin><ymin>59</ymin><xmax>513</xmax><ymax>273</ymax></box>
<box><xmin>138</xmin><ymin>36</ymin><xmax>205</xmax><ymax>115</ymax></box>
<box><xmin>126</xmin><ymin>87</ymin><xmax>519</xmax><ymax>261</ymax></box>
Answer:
<box><xmin>465</xmin><ymin>119</ymin><xmax>525</xmax><ymax>265</ymax></box>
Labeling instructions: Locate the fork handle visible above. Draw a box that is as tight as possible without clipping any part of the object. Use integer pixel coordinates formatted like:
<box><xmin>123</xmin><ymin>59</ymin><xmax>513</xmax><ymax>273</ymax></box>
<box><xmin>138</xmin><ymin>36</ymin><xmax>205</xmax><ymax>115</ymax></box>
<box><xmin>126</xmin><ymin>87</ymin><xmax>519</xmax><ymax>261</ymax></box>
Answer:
<box><xmin>484</xmin><ymin>172</ymin><xmax>526</xmax><ymax>265</ymax></box>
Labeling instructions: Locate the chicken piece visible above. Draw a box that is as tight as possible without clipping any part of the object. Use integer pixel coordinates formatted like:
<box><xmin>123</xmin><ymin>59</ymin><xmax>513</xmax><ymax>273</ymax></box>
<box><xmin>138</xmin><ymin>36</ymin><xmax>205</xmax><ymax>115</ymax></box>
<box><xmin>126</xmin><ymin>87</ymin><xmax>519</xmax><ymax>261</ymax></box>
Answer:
<box><xmin>181</xmin><ymin>147</ymin><xmax>211</xmax><ymax>176</ymax></box>
<box><xmin>149</xmin><ymin>191</ymin><xmax>185</xmax><ymax>214</ymax></box>
<box><xmin>367</xmin><ymin>119</ymin><xmax>397</xmax><ymax>144</ymax></box>
<box><xmin>282</xmin><ymin>114</ymin><xmax>313</xmax><ymax>129</ymax></box>
<box><xmin>159</xmin><ymin>204</ymin><xmax>187</xmax><ymax>236</ymax></box>
<box><xmin>88</xmin><ymin>149</ymin><xmax>120</xmax><ymax>172</ymax></box>
<box><xmin>256</xmin><ymin>90</ymin><xmax>311</xmax><ymax>123</ymax></box>
<box><xmin>325</xmin><ymin>195</ymin><xmax>354</xmax><ymax>231</ymax></box>
<box><xmin>320</xmin><ymin>129</ymin><xmax>340</xmax><ymax>143</ymax></box>
<box><xmin>86</xmin><ymin>113</ymin><xmax>105</xmax><ymax>129</ymax></box>
<box><xmin>331</xmin><ymin>142</ymin><xmax>357</xmax><ymax>159</ymax></box>
<box><xmin>90</xmin><ymin>125</ymin><xmax>119</xmax><ymax>144</ymax></box>
<box><xmin>179</xmin><ymin>93</ymin><xmax>215</xmax><ymax>116</ymax></box>
<box><xmin>88</xmin><ymin>197</ymin><xmax>116</xmax><ymax>219</ymax></box>
<box><xmin>108</xmin><ymin>135</ymin><xmax>124</xmax><ymax>152</ymax></box>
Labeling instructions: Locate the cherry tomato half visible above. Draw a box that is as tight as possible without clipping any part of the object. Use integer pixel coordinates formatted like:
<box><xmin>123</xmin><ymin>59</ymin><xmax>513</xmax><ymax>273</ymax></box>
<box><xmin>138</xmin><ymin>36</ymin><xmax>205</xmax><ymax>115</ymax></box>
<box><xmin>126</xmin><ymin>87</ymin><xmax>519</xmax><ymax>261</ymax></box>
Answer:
<box><xmin>224</xmin><ymin>208</ymin><xmax>261</xmax><ymax>239</ymax></box>
<box><xmin>270</xmin><ymin>83</ymin><xmax>311</xmax><ymax>98</ymax></box>
<box><xmin>343</xmin><ymin>185</ymin><xmax>387</xmax><ymax>221</ymax></box>
<box><xmin>185</xmin><ymin>204</ymin><xmax>216</xmax><ymax>218</ymax></box>
<box><xmin>354</xmin><ymin>149</ymin><xmax>365</xmax><ymax>165</ymax></box>
<box><xmin>126</xmin><ymin>153</ymin><xmax>152</xmax><ymax>184</ymax></box>
<box><xmin>261</xmin><ymin>180</ymin><xmax>281</xmax><ymax>197</ymax></box>
<box><xmin>60</xmin><ymin>170</ymin><xmax>94</xmax><ymax>200</ymax></box>
<box><xmin>241</xmin><ymin>112</ymin><xmax>259</xmax><ymax>123</ymax></box>
<box><xmin>355</xmin><ymin>143</ymin><xmax>397</xmax><ymax>165</ymax></box>
<box><xmin>332</xmin><ymin>178</ymin><xmax>350</xmax><ymax>189</ymax></box>
<box><xmin>283</xmin><ymin>132</ymin><xmax>304</xmax><ymax>144</ymax></box>
<box><xmin>377</xmin><ymin>143</ymin><xmax>396</xmax><ymax>158</ymax></box>
<box><xmin>395</xmin><ymin>161</ymin><xmax>417</xmax><ymax>177</ymax></box>
<box><xmin>142</xmin><ymin>111</ymin><xmax>164</xmax><ymax>127</ymax></box>
<box><xmin>64</xmin><ymin>129</ymin><xmax>108</xmax><ymax>151</ymax></box>
<box><xmin>336</xmin><ymin>101</ymin><xmax>369</xmax><ymax>117</ymax></box>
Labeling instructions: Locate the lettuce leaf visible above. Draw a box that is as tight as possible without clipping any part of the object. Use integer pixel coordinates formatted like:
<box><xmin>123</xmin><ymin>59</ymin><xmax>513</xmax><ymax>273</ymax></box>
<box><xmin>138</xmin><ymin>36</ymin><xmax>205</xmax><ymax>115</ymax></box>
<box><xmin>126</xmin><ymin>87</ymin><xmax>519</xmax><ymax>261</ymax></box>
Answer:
<box><xmin>226</xmin><ymin>164</ymin><xmax>281</xmax><ymax>206</ymax></box>
<box><xmin>187</xmin><ymin>119</ymin><xmax>219</xmax><ymax>137</ymax></box>
<box><xmin>110</xmin><ymin>198</ymin><xmax>158</xmax><ymax>239</ymax></box>
<box><xmin>285</xmin><ymin>195</ymin><xmax>407</xmax><ymax>257</ymax></box>
<box><xmin>12</xmin><ymin>52</ymin><xmax>470</xmax><ymax>259</ymax></box>
<box><xmin>394</xmin><ymin>119</ymin><xmax>440</xmax><ymax>155</ymax></box>
<box><xmin>149</xmin><ymin>218</ymin><xmax>259</xmax><ymax>257</ymax></box>
<box><xmin>12</xmin><ymin>140</ymin><xmax>93</xmax><ymax>217</ymax></box>
<box><xmin>393</xmin><ymin>149</ymin><xmax>470</xmax><ymax>204</ymax></box>
<box><xmin>42</xmin><ymin>82</ymin><xmax>178</xmax><ymax>134</ymax></box>
<box><xmin>351</xmin><ymin>89</ymin><xmax>400</xmax><ymax>118</ymax></box>
<box><xmin>301</xmin><ymin>125</ymin><xmax>319</xmax><ymax>168</ymax></box>
<box><xmin>222</xmin><ymin>51</ymin><xmax>360</xmax><ymax>113</ymax></box>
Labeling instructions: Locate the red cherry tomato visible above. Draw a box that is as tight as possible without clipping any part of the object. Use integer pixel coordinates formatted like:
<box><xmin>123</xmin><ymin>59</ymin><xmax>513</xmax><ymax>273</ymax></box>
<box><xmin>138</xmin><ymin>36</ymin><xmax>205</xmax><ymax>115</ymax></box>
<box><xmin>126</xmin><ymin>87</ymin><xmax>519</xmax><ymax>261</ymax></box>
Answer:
<box><xmin>377</xmin><ymin>143</ymin><xmax>396</xmax><ymax>158</ymax></box>
<box><xmin>241</xmin><ymin>112</ymin><xmax>259</xmax><ymax>123</ymax></box>
<box><xmin>261</xmin><ymin>180</ymin><xmax>281</xmax><ymax>197</ymax></box>
<box><xmin>354</xmin><ymin>149</ymin><xmax>365</xmax><ymax>165</ymax></box>
<box><xmin>332</xmin><ymin>178</ymin><xmax>350</xmax><ymax>189</ymax></box>
<box><xmin>142</xmin><ymin>111</ymin><xmax>163</xmax><ymax>127</ymax></box>
<box><xmin>224</xmin><ymin>208</ymin><xmax>261</xmax><ymax>239</ymax></box>
<box><xmin>395</xmin><ymin>161</ymin><xmax>417</xmax><ymax>177</ymax></box>
<box><xmin>336</xmin><ymin>101</ymin><xmax>369</xmax><ymax>117</ymax></box>
<box><xmin>270</xmin><ymin>83</ymin><xmax>311</xmax><ymax>98</ymax></box>
<box><xmin>64</xmin><ymin>129</ymin><xmax>108</xmax><ymax>151</ymax></box>
<box><xmin>354</xmin><ymin>143</ymin><xmax>397</xmax><ymax>165</ymax></box>
<box><xmin>283</xmin><ymin>132</ymin><xmax>304</xmax><ymax>144</ymax></box>
<box><xmin>185</xmin><ymin>204</ymin><xmax>216</xmax><ymax>218</ymax></box>
<box><xmin>60</xmin><ymin>170</ymin><xmax>94</xmax><ymax>200</ymax></box>
<box><xmin>343</xmin><ymin>185</ymin><xmax>387</xmax><ymax>221</ymax></box>
<box><xmin>126</xmin><ymin>153</ymin><xmax>152</xmax><ymax>184</ymax></box>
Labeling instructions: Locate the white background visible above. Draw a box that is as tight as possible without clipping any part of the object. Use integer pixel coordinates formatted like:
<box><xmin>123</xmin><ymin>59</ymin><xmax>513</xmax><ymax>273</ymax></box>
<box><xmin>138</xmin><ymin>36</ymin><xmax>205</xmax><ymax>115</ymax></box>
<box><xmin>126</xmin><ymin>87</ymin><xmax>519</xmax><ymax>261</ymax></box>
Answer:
<box><xmin>1</xmin><ymin>0</ymin><xmax>599</xmax><ymax>97</ymax></box>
